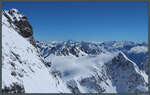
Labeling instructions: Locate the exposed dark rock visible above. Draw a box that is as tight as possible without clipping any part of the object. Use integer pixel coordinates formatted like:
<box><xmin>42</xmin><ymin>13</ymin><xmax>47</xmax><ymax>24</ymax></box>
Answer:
<box><xmin>66</xmin><ymin>80</ymin><xmax>80</xmax><ymax>94</ymax></box>
<box><xmin>52</xmin><ymin>71</ymin><xmax>62</xmax><ymax>78</ymax></box>
<box><xmin>3</xmin><ymin>9</ymin><xmax>36</xmax><ymax>47</ymax></box>
<box><xmin>14</xmin><ymin>20</ymin><xmax>33</xmax><ymax>38</ymax></box>
<box><xmin>11</xmin><ymin>71</ymin><xmax>17</xmax><ymax>76</ymax></box>
<box><xmin>2</xmin><ymin>83</ymin><xmax>25</xmax><ymax>93</ymax></box>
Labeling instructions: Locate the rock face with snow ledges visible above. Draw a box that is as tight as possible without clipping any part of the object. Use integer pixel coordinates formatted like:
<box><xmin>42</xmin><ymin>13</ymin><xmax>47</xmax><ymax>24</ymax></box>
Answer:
<box><xmin>2</xmin><ymin>9</ymin><xmax>70</xmax><ymax>93</ymax></box>
<box><xmin>2</xmin><ymin>9</ymin><xmax>36</xmax><ymax>47</ymax></box>
<box><xmin>3</xmin><ymin>9</ymin><xmax>33</xmax><ymax>37</ymax></box>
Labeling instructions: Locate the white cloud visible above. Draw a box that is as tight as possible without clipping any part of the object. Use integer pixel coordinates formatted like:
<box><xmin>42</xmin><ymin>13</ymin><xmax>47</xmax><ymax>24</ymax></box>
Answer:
<box><xmin>48</xmin><ymin>52</ymin><xmax>115</xmax><ymax>81</ymax></box>
<box><xmin>128</xmin><ymin>46</ymin><xmax>148</xmax><ymax>54</ymax></box>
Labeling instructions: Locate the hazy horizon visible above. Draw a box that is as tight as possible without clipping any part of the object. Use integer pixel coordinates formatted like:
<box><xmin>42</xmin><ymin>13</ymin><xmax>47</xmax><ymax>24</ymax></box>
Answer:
<box><xmin>36</xmin><ymin>39</ymin><xmax>148</xmax><ymax>44</ymax></box>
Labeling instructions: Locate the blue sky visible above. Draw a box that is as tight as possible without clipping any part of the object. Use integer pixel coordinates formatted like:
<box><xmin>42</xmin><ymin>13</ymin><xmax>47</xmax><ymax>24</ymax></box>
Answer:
<box><xmin>2</xmin><ymin>2</ymin><xmax>148</xmax><ymax>42</ymax></box>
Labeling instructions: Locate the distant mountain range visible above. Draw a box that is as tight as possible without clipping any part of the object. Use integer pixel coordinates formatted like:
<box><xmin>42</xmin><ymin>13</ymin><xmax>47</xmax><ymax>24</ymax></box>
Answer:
<box><xmin>36</xmin><ymin>40</ymin><xmax>148</xmax><ymax>71</ymax></box>
<box><xmin>2</xmin><ymin>8</ymin><xmax>148</xmax><ymax>93</ymax></box>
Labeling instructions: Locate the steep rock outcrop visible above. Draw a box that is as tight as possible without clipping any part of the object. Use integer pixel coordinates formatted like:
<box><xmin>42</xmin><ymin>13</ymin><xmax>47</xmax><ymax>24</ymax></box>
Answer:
<box><xmin>2</xmin><ymin>8</ymin><xmax>36</xmax><ymax>47</ymax></box>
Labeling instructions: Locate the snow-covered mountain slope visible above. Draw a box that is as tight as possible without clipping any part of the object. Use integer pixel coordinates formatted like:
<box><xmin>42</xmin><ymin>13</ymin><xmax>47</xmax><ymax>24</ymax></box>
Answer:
<box><xmin>2</xmin><ymin>9</ymin><xmax>70</xmax><ymax>93</ymax></box>
<box><xmin>105</xmin><ymin>52</ymin><xmax>148</xmax><ymax>93</ymax></box>
<box><xmin>37</xmin><ymin>41</ymin><xmax>148</xmax><ymax>93</ymax></box>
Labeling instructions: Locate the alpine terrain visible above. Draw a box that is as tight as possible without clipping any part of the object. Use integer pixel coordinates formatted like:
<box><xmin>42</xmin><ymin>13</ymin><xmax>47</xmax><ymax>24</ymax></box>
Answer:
<box><xmin>2</xmin><ymin>9</ymin><xmax>148</xmax><ymax>93</ymax></box>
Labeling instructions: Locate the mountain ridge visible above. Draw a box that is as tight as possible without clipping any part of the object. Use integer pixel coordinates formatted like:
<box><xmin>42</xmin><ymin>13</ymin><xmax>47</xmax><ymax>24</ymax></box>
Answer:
<box><xmin>36</xmin><ymin>40</ymin><xmax>148</xmax><ymax>70</ymax></box>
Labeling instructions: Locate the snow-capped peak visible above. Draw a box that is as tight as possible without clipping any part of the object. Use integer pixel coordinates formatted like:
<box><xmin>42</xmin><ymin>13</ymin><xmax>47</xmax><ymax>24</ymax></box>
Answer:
<box><xmin>2</xmin><ymin>9</ymin><xmax>36</xmax><ymax>46</ymax></box>
<box><xmin>3</xmin><ymin>8</ymin><xmax>24</xmax><ymax>22</ymax></box>
<box><xmin>116</xmin><ymin>51</ymin><xmax>130</xmax><ymax>62</ymax></box>
<box><xmin>10</xmin><ymin>8</ymin><xmax>19</xmax><ymax>13</ymax></box>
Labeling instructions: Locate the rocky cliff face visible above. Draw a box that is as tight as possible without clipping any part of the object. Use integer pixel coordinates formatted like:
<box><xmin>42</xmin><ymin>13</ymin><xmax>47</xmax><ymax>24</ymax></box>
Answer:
<box><xmin>2</xmin><ymin>8</ymin><xmax>36</xmax><ymax>47</ymax></box>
